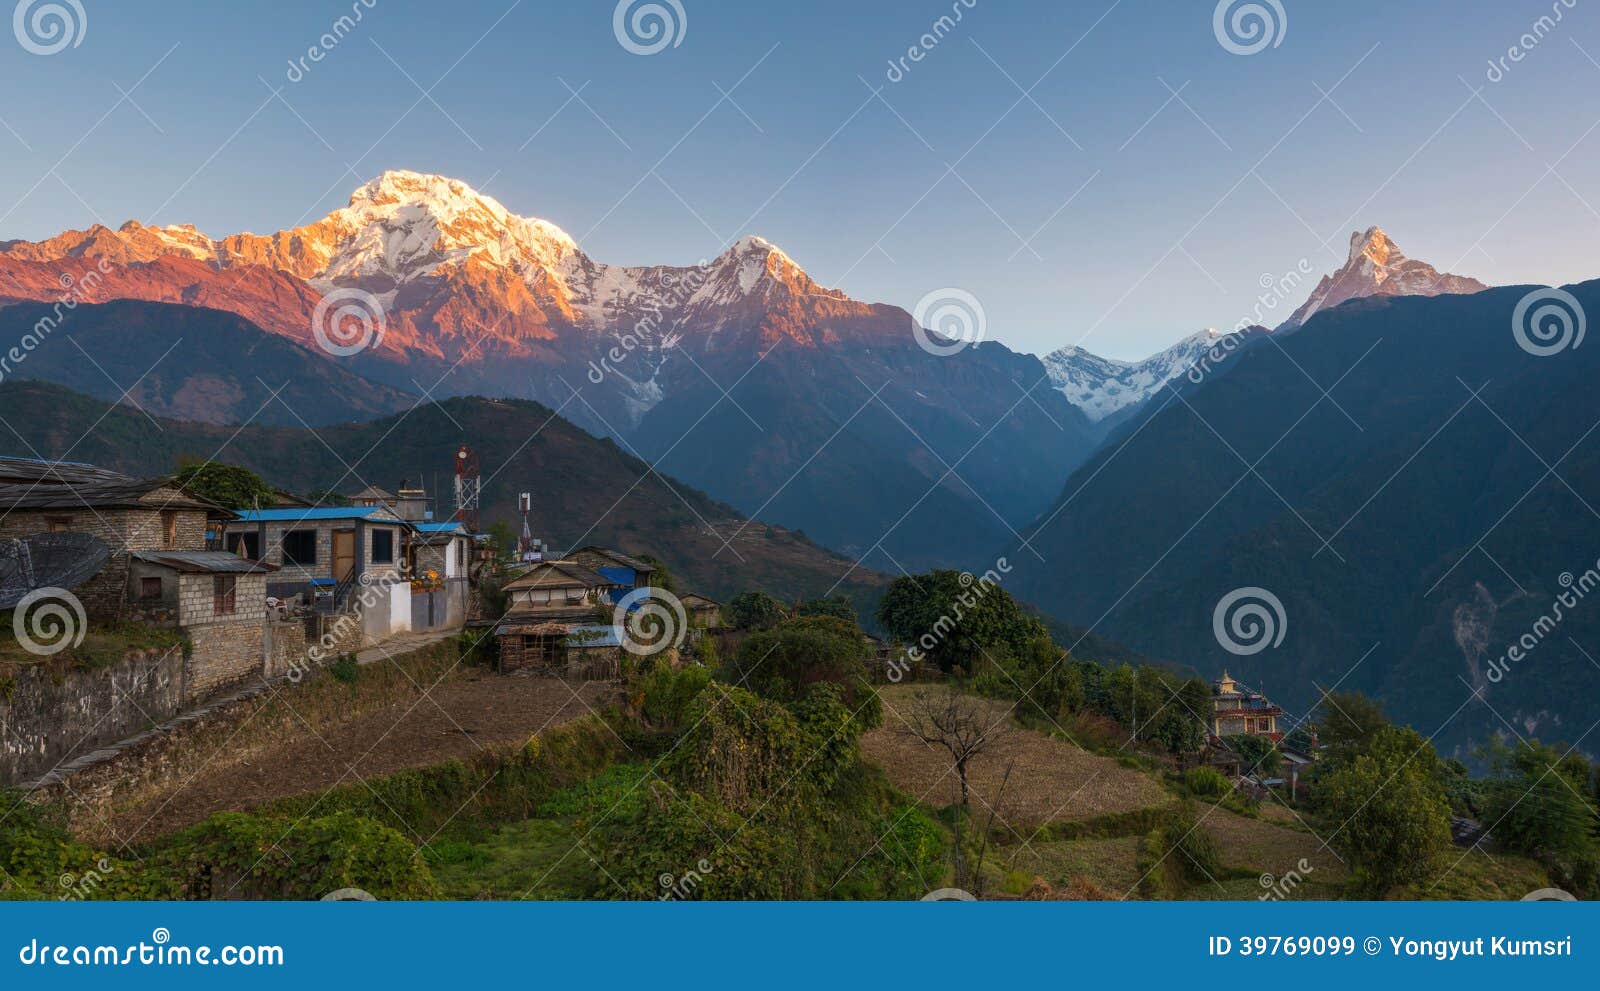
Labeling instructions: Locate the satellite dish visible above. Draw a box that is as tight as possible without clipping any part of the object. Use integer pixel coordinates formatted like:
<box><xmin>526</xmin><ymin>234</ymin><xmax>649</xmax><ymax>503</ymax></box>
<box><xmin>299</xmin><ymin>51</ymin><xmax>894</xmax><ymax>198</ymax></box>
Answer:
<box><xmin>0</xmin><ymin>533</ymin><xmax>111</xmax><ymax>609</ymax></box>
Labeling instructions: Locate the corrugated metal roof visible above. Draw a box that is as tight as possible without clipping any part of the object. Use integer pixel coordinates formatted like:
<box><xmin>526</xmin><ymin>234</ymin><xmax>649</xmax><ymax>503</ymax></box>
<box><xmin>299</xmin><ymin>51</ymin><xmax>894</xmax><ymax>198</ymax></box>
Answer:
<box><xmin>232</xmin><ymin>507</ymin><xmax>405</xmax><ymax>524</ymax></box>
<box><xmin>412</xmin><ymin>521</ymin><xmax>466</xmax><ymax>534</ymax></box>
<box><xmin>133</xmin><ymin>550</ymin><xmax>279</xmax><ymax>574</ymax></box>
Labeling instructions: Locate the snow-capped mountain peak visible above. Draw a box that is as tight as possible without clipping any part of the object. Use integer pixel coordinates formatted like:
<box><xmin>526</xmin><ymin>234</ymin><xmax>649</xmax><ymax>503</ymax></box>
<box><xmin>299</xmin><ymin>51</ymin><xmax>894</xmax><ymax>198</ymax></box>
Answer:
<box><xmin>1043</xmin><ymin>327</ymin><xmax>1239</xmax><ymax>423</ymax></box>
<box><xmin>1278</xmin><ymin>225</ymin><xmax>1487</xmax><ymax>330</ymax></box>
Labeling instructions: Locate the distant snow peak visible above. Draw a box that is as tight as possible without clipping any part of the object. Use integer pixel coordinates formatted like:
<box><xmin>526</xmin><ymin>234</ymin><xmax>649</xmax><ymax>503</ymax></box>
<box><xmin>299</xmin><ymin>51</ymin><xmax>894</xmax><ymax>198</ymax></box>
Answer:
<box><xmin>1043</xmin><ymin>328</ymin><xmax>1244</xmax><ymax>422</ymax></box>
<box><xmin>1278</xmin><ymin>225</ymin><xmax>1488</xmax><ymax>330</ymax></box>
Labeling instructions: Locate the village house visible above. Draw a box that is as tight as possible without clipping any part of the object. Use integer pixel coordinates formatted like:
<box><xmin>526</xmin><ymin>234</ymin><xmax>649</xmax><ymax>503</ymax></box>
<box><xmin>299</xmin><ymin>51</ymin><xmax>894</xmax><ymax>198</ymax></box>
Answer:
<box><xmin>226</xmin><ymin>506</ymin><xmax>412</xmax><ymax>641</ymax></box>
<box><xmin>679</xmin><ymin>591</ymin><xmax>722</xmax><ymax>629</ymax></box>
<box><xmin>499</xmin><ymin>559</ymin><xmax>623</xmax><ymax>620</ymax></box>
<box><xmin>0</xmin><ymin>457</ymin><xmax>276</xmax><ymax>700</ymax></box>
<box><xmin>494</xmin><ymin>559</ymin><xmax>627</xmax><ymax>674</ymax></box>
<box><xmin>562</xmin><ymin>546</ymin><xmax>655</xmax><ymax>602</ymax></box>
<box><xmin>0</xmin><ymin>457</ymin><xmax>222</xmax><ymax>619</ymax></box>
<box><xmin>1209</xmin><ymin>671</ymin><xmax>1285</xmax><ymax>742</ymax></box>
<box><xmin>408</xmin><ymin>520</ymin><xmax>473</xmax><ymax>630</ymax></box>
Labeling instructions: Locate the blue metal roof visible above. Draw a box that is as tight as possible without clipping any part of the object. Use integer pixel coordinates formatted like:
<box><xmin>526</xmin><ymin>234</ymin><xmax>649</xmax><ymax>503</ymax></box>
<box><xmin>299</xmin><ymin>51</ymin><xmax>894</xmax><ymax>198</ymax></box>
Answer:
<box><xmin>232</xmin><ymin>507</ymin><xmax>403</xmax><ymax>523</ymax></box>
<box><xmin>412</xmin><ymin>521</ymin><xmax>467</xmax><ymax>534</ymax></box>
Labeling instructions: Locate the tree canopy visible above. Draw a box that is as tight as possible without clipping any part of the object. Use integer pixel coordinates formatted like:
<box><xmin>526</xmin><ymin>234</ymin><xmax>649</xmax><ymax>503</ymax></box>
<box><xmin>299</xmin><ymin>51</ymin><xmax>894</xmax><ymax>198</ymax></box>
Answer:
<box><xmin>875</xmin><ymin>570</ymin><xmax>1045</xmax><ymax>674</ymax></box>
<box><xmin>171</xmin><ymin>460</ymin><xmax>275</xmax><ymax>510</ymax></box>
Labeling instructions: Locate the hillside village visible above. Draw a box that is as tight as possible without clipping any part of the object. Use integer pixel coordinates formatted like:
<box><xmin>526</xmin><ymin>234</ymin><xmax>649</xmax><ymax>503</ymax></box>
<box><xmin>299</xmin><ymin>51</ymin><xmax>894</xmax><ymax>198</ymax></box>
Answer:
<box><xmin>1</xmin><ymin>450</ymin><xmax>1583</xmax><ymax>903</ymax></box>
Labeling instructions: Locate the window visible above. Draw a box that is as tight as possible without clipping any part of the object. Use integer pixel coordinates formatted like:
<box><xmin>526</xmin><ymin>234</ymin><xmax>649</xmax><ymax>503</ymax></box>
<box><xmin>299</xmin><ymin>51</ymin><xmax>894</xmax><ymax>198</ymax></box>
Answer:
<box><xmin>226</xmin><ymin>531</ymin><xmax>261</xmax><ymax>560</ymax></box>
<box><xmin>371</xmin><ymin>529</ymin><xmax>394</xmax><ymax>565</ymax></box>
<box><xmin>281</xmin><ymin>530</ymin><xmax>317</xmax><ymax>566</ymax></box>
<box><xmin>140</xmin><ymin>576</ymin><xmax>162</xmax><ymax>599</ymax></box>
<box><xmin>161</xmin><ymin>510</ymin><xmax>178</xmax><ymax>549</ymax></box>
<box><xmin>213</xmin><ymin>575</ymin><xmax>237</xmax><ymax>615</ymax></box>
<box><xmin>47</xmin><ymin>516</ymin><xmax>71</xmax><ymax>533</ymax></box>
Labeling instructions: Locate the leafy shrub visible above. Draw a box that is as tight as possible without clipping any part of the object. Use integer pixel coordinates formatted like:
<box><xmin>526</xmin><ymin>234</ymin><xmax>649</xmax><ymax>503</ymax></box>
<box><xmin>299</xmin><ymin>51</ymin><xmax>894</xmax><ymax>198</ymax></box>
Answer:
<box><xmin>165</xmin><ymin>811</ymin><xmax>437</xmax><ymax>900</ymax></box>
<box><xmin>329</xmin><ymin>654</ymin><xmax>359</xmax><ymax>684</ymax></box>
<box><xmin>1183</xmin><ymin>766</ymin><xmax>1232</xmax><ymax>800</ymax></box>
<box><xmin>1140</xmin><ymin>803</ymin><xmax>1223</xmax><ymax>897</ymax></box>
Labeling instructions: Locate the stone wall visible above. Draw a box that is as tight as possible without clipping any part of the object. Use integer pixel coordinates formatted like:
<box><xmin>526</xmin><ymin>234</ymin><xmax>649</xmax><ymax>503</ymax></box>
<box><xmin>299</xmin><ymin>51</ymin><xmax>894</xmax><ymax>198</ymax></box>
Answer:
<box><xmin>263</xmin><ymin>617</ymin><xmax>309</xmax><ymax>680</ymax></box>
<box><xmin>0</xmin><ymin>646</ymin><xmax>185</xmax><ymax>786</ymax></box>
<box><xmin>177</xmin><ymin>572</ymin><xmax>267</xmax><ymax>701</ymax></box>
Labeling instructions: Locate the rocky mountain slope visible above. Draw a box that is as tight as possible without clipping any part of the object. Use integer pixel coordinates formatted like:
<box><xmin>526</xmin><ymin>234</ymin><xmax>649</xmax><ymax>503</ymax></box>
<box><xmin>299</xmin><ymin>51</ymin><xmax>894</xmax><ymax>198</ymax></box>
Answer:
<box><xmin>1277</xmin><ymin>226</ymin><xmax>1487</xmax><ymax>330</ymax></box>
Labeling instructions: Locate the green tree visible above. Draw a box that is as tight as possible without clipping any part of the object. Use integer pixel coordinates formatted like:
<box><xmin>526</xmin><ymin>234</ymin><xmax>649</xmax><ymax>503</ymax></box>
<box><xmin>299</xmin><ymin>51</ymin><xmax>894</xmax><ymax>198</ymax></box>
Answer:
<box><xmin>1316</xmin><ymin>725</ymin><xmax>1452</xmax><ymax>893</ymax></box>
<box><xmin>728</xmin><ymin>615</ymin><xmax>877</xmax><ymax>715</ymax></box>
<box><xmin>1480</xmin><ymin>739</ymin><xmax>1598</xmax><ymax>893</ymax></box>
<box><xmin>725</xmin><ymin>590</ymin><xmax>789</xmax><ymax>631</ymax></box>
<box><xmin>639</xmin><ymin>555</ymin><xmax>678</xmax><ymax>594</ymax></box>
<box><xmin>1313</xmin><ymin>690</ymin><xmax>1389</xmax><ymax>764</ymax></box>
<box><xmin>875</xmin><ymin>570</ymin><xmax>1045</xmax><ymax>674</ymax></box>
<box><xmin>484</xmin><ymin>520</ymin><xmax>516</xmax><ymax>562</ymax></box>
<box><xmin>172</xmin><ymin>460</ymin><xmax>275</xmax><ymax>510</ymax></box>
<box><xmin>1226</xmin><ymin>733</ymin><xmax>1283</xmax><ymax>779</ymax></box>
<box><xmin>797</xmin><ymin>595</ymin><xmax>856</xmax><ymax>624</ymax></box>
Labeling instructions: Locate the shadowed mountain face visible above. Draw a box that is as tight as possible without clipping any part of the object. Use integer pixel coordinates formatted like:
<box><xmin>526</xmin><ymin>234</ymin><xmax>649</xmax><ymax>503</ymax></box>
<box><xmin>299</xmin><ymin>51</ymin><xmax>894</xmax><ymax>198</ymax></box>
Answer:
<box><xmin>0</xmin><ymin>379</ymin><xmax>889</xmax><ymax>609</ymax></box>
<box><xmin>0</xmin><ymin>300</ymin><xmax>414</xmax><ymax>426</ymax></box>
<box><xmin>1006</xmin><ymin>281</ymin><xmax>1600</xmax><ymax>758</ymax></box>
<box><xmin>0</xmin><ymin>170</ymin><xmax>1104</xmax><ymax>571</ymax></box>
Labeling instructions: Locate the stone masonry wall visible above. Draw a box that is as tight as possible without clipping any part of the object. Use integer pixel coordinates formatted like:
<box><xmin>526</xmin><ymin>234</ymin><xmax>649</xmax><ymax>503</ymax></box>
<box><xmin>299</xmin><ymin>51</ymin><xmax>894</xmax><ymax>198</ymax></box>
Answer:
<box><xmin>177</xmin><ymin>573</ymin><xmax>266</xmax><ymax>701</ymax></box>
<box><xmin>0</xmin><ymin>646</ymin><xmax>185</xmax><ymax>786</ymax></box>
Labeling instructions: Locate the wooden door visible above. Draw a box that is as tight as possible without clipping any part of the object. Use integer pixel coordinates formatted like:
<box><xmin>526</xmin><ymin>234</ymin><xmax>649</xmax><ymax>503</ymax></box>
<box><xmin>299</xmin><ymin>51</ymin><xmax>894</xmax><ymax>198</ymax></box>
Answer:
<box><xmin>332</xmin><ymin>530</ymin><xmax>356</xmax><ymax>582</ymax></box>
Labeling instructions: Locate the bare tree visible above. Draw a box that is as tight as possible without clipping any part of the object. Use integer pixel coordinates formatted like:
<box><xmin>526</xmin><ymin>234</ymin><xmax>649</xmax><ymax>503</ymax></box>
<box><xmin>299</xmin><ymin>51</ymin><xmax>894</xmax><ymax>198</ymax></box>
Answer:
<box><xmin>901</xmin><ymin>689</ymin><xmax>1012</xmax><ymax>888</ymax></box>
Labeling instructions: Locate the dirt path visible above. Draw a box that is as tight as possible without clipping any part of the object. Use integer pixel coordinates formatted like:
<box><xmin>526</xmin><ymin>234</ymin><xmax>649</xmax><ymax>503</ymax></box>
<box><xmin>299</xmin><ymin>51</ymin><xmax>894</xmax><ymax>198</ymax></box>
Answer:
<box><xmin>114</xmin><ymin>670</ymin><xmax>614</xmax><ymax>841</ymax></box>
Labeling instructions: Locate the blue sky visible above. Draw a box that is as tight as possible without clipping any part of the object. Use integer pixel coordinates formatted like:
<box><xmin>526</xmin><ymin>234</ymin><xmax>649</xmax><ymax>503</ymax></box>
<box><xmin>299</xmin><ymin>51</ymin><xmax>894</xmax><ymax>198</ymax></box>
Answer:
<box><xmin>2</xmin><ymin>0</ymin><xmax>1598</xmax><ymax>359</ymax></box>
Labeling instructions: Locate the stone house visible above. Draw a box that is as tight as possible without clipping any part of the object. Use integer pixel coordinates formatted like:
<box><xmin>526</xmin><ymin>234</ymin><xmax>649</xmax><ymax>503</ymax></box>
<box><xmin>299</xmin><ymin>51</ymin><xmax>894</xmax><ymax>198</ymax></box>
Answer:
<box><xmin>0</xmin><ymin>457</ymin><xmax>284</xmax><ymax>701</ymax></box>
<box><xmin>679</xmin><ymin>592</ymin><xmax>722</xmax><ymax>629</ymax></box>
<box><xmin>127</xmin><ymin>550</ymin><xmax>277</xmax><ymax>698</ymax></box>
<box><xmin>0</xmin><ymin>457</ymin><xmax>222</xmax><ymax>621</ymax></box>
<box><xmin>225</xmin><ymin>506</ymin><xmax>413</xmax><ymax>642</ymax></box>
